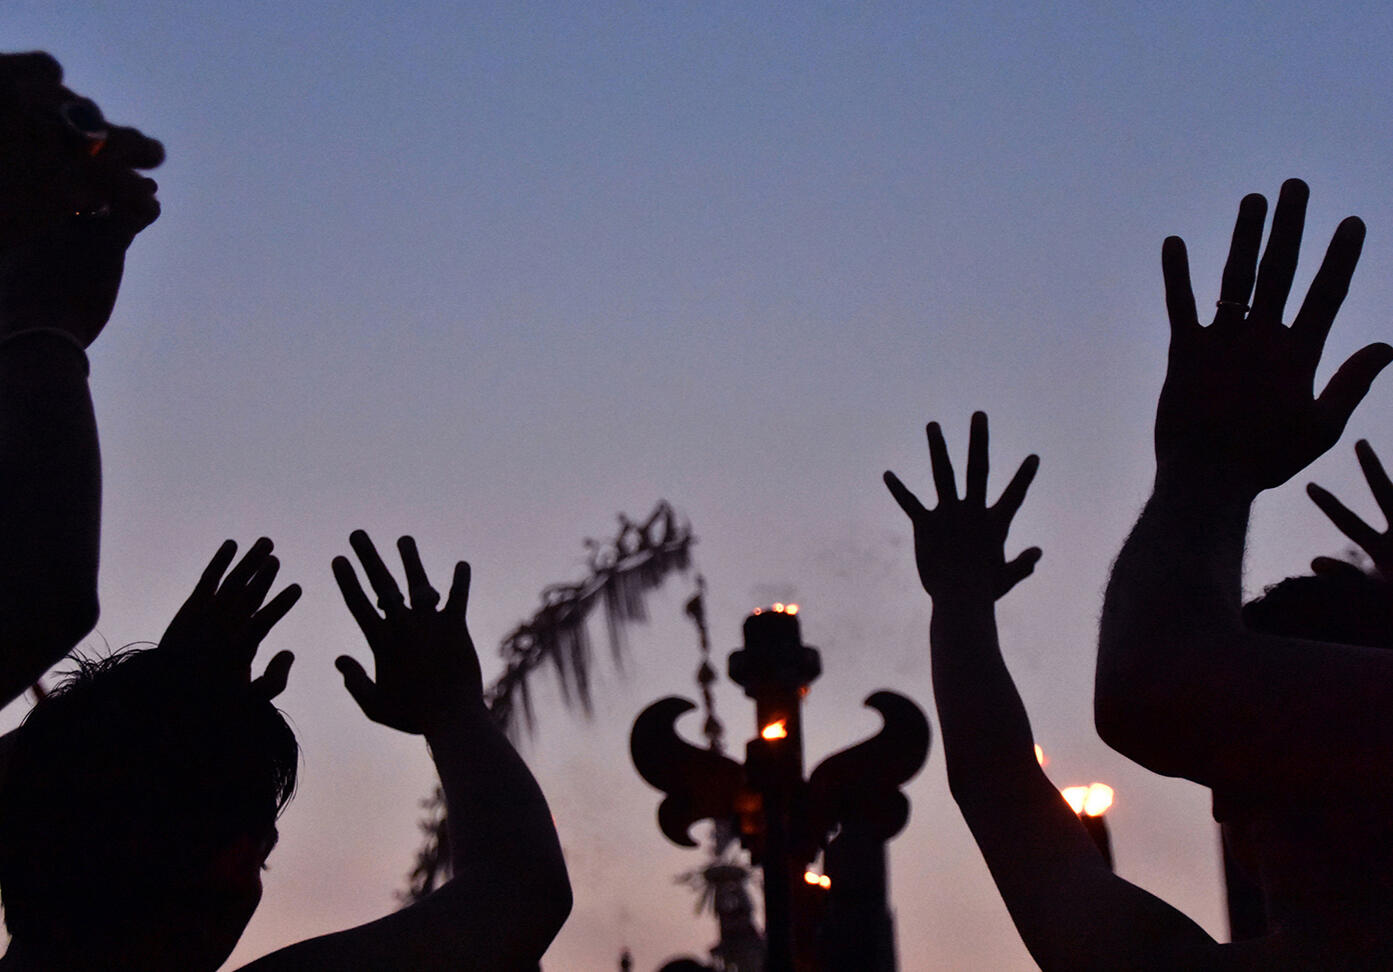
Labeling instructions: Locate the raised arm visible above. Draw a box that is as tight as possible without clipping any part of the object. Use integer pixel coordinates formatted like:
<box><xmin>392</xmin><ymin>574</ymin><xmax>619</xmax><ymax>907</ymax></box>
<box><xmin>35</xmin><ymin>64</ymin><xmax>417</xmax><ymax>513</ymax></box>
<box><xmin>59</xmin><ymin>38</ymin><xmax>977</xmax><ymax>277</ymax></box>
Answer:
<box><xmin>0</xmin><ymin>52</ymin><xmax>162</xmax><ymax>704</ymax></box>
<box><xmin>241</xmin><ymin>531</ymin><xmax>571</xmax><ymax>972</ymax></box>
<box><xmin>886</xmin><ymin>413</ymin><xmax>1221</xmax><ymax>970</ymax></box>
<box><xmin>1096</xmin><ymin>179</ymin><xmax>1393</xmax><ymax>796</ymax></box>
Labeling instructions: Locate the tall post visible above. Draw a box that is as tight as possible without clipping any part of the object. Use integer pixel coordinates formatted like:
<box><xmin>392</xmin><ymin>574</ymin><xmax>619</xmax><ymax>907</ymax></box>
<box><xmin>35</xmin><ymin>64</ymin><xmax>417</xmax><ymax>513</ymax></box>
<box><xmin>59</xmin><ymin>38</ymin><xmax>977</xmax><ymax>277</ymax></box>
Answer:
<box><xmin>728</xmin><ymin>608</ymin><xmax>821</xmax><ymax>972</ymax></box>
<box><xmin>631</xmin><ymin>605</ymin><xmax>929</xmax><ymax>972</ymax></box>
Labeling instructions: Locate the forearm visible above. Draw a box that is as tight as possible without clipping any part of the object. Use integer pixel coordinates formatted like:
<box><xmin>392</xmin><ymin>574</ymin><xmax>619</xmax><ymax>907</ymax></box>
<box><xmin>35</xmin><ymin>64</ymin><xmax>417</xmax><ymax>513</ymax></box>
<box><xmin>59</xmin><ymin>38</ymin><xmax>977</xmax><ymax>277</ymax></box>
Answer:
<box><xmin>425</xmin><ymin>704</ymin><xmax>571</xmax><ymax>930</ymax></box>
<box><xmin>929</xmin><ymin>594</ymin><xmax>1213</xmax><ymax>970</ymax></box>
<box><xmin>931</xmin><ymin>594</ymin><xmax>1041</xmax><ymax>804</ymax></box>
<box><xmin>1096</xmin><ymin>469</ymin><xmax>1393</xmax><ymax>795</ymax></box>
<box><xmin>1096</xmin><ymin>470</ymin><xmax>1253</xmax><ymax>780</ymax></box>
<box><xmin>0</xmin><ymin>332</ymin><xmax>100</xmax><ymax>703</ymax></box>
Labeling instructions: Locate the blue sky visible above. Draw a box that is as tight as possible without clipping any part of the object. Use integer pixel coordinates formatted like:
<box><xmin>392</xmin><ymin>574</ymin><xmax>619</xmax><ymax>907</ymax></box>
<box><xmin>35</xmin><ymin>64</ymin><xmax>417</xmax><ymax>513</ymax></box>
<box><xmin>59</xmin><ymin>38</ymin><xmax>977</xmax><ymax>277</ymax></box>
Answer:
<box><xmin>5</xmin><ymin>2</ymin><xmax>1393</xmax><ymax>967</ymax></box>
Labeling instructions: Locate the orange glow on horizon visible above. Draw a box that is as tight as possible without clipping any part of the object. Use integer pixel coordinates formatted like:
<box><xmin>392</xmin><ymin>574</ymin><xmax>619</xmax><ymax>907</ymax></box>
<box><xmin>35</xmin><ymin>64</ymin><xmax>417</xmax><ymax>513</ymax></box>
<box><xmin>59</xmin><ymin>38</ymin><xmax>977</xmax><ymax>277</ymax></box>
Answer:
<box><xmin>761</xmin><ymin>720</ymin><xmax>788</xmax><ymax>741</ymax></box>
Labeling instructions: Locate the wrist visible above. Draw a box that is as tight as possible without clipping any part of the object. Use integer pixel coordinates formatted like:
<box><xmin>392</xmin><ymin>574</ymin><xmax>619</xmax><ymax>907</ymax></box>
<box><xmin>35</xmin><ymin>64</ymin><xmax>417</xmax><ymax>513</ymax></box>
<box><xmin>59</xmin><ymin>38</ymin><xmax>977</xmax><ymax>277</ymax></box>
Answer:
<box><xmin>1153</xmin><ymin>459</ymin><xmax>1260</xmax><ymax>508</ymax></box>
<box><xmin>423</xmin><ymin>698</ymin><xmax>494</xmax><ymax>746</ymax></box>
<box><xmin>924</xmin><ymin>574</ymin><xmax>997</xmax><ymax>603</ymax></box>
<box><xmin>0</xmin><ymin>328</ymin><xmax>90</xmax><ymax>374</ymax></box>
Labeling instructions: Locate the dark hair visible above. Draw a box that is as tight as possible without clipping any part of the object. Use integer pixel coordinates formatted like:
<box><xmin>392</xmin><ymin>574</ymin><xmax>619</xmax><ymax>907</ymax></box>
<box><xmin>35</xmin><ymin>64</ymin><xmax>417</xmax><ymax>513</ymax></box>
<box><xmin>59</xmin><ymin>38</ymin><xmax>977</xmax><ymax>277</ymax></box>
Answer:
<box><xmin>1242</xmin><ymin>567</ymin><xmax>1393</xmax><ymax>649</ymax></box>
<box><xmin>0</xmin><ymin>647</ymin><xmax>298</xmax><ymax>943</ymax></box>
<box><xmin>1214</xmin><ymin>565</ymin><xmax>1393</xmax><ymax>824</ymax></box>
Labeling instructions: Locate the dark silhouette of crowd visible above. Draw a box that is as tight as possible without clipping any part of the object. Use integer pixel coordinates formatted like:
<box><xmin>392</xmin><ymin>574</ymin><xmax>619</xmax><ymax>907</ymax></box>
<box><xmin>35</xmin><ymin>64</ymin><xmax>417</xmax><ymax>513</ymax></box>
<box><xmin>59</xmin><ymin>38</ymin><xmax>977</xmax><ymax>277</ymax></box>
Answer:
<box><xmin>886</xmin><ymin>178</ymin><xmax>1393</xmax><ymax>969</ymax></box>
<box><xmin>4</xmin><ymin>46</ymin><xmax>1393</xmax><ymax>971</ymax></box>
<box><xmin>0</xmin><ymin>53</ymin><xmax>569</xmax><ymax>970</ymax></box>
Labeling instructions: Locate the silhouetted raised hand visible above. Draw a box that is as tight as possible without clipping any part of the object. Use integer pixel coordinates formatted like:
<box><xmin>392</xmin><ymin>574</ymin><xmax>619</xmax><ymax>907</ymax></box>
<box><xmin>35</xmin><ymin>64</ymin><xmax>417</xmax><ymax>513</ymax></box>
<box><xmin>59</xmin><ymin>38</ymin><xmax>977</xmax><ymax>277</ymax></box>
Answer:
<box><xmin>232</xmin><ymin>533</ymin><xmax>569</xmax><ymax>970</ymax></box>
<box><xmin>157</xmin><ymin>538</ymin><xmax>301</xmax><ymax>699</ymax></box>
<box><xmin>1099</xmin><ymin>180</ymin><xmax>1393</xmax><ymax>806</ymax></box>
<box><xmin>332</xmin><ymin>531</ymin><xmax>483</xmax><ymax>734</ymax></box>
<box><xmin>885</xmin><ymin>415</ymin><xmax>1233</xmax><ymax>970</ymax></box>
<box><xmin>0</xmin><ymin>51</ymin><xmax>163</xmax><ymax>346</ymax></box>
<box><xmin>1155</xmin><ymin>178</ymin><xmax>1392</xmax><ymax>496</ymax></box>
<box><xmin>884</xmin><ymin>411</ymin><xmax>1041</xmax><ymax>601</ymax></box>
<box><xmin>1308</xmin><ymin>440</ymin><xmax>1393</xmax><ymax>581</ymax></box>
<box><xmin>0</xmin><ymin>52</ymin><xmax>166</xmax><ymax>706</ymax></box>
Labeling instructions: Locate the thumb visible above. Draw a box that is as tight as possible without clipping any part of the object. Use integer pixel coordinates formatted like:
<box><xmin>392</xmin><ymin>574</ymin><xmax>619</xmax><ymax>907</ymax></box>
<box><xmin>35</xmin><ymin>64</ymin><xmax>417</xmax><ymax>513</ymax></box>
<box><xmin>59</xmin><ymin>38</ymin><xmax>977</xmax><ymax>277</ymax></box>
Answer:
<box><xmin>1311</xmin><ymin>555</ymin><xmax>1370</xmax><ymax>580</ymax></box>
<box><xmin>335</xmin><ymin>655</ymin><xmax>380</xmax><ymax>717</ymax></box>
<box><xmin>997</xmin><ymin>547</ymin><xmax>1043</xmax><ymax>597</ymax></box>
<box><xmin>1316</xmin><ymin>342</ymin><xmax>1393</xmax><ymax>439</ymax></box>
<box><xmin>251</xmin><ymin>650</ymin><xmax>295</xmax><ymax>701</ymax></box>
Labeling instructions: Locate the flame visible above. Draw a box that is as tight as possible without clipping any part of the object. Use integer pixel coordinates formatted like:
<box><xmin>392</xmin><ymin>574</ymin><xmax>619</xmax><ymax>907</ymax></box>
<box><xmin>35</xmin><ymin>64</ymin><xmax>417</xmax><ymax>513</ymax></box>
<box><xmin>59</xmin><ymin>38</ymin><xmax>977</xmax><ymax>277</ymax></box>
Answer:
<box><xmin>761</xmin><ymin>720</ymin><xmax>788</xmax><ymax>741</ymax></box>
<box><xmin>1034</xmin><ymin>744</ymin><xmax>1047</xmax><ymax>767</ymax></box>
<box><xmin>1082</xmin><ymin>783</ymin><xmax>1114</xmax><ymax>817</ymax></box>
<box><xmin>1062</xmin><ymin>783</ymin><xmax>1114</xmax><ymax>817</ymax></box>
<box><xmin>753</xmin><ymin>603</ymin><xmax>799</xmax><ymax>616</ymax></box>
<box><xmin>803</xmin><ymin>870</ymin><xmax>831</xmax><ymax>889</ymax></box>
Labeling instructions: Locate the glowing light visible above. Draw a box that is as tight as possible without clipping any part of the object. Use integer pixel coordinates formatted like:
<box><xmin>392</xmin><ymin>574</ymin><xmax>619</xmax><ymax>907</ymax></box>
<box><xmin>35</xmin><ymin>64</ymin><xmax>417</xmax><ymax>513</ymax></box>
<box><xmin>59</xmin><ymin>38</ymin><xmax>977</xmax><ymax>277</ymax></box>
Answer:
<box><xmin>786</xmin><ymin>604</ymin><xmax>799</xmax><ymax>615</ymax></box>
<box><xmin>1082</xmin><ymin>783</ymin><xmax>1114</xmax><ymax>817</ymax></box>
<box><xmin>761</xmin><ymin>720</ymin><xmax>788</xmax><ymax>741</ymax></box>
<box><xmin>752</xmin><ymin>608</ymin><xmax>763</xmax><ymax>615</ymax></box>
<box><xmin>1034</xmin><ymin>744</ymin><xmax>1047</xmax><ymax>767</ymax></box>
<box><xmin>773</xmin><ymin>602</ymin><xmax>785</xmax><ymax>613</ymax></box>
<box><xmin>803</xmin><ymin>871</ymin><xmax>831</xmax><ymax>889</ymax></box>
<box><xmin>1061</xmin><ymin>783</ymin><xmax>1114</xmax><ymax>817</ymax></box>
<box><xmin>819</xmin><ymin>875</ymin><xmax>830</xmax><ymax>889</ymax></box>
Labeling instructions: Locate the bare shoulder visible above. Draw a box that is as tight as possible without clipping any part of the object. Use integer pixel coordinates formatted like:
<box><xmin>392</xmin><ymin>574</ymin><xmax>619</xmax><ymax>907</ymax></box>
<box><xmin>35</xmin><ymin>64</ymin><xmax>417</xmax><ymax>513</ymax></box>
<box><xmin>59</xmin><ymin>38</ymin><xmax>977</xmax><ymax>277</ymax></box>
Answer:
<box><xmin>232</xmin><ymin>877</ymin><xmax>562</xmax><ymax>972</ymax></box>
<box><xmin>1184</xmin><ymin>936</ymin><xmax>1379</xmax><ymax>972</ymax></box>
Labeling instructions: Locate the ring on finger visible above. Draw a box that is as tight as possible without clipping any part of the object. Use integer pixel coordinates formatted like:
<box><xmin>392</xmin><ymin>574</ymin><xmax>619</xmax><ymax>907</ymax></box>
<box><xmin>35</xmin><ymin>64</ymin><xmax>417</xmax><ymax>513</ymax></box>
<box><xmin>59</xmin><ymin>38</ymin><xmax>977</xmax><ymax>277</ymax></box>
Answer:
<box><xmin>60</xmin><ymin>100</ymin><xmax>109</xmax><ymax>152</ymax></box>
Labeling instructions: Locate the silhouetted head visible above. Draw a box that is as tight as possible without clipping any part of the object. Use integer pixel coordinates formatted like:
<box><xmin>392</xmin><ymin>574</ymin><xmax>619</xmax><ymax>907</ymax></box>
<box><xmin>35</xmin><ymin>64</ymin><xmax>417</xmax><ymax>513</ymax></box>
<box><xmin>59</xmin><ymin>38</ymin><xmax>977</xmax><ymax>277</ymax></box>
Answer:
<box><xmin>1219</xmin><ymin>565</ymin><xmax>1393</xmax><ymax>918</ymax></box>
<box><xmin>0</xmin><ymin>647</ymin><xmax>298</xmax><ymax>969</ymax></box>
<box><xmin>1241</xmin><ymin>567</ymin><xmax>1393</xmax><ymax>650</ymax></box>
<box><xmin>657</xmin><ymin>960</ymin><xmax>713</xmax><ymax>972</ymax></box>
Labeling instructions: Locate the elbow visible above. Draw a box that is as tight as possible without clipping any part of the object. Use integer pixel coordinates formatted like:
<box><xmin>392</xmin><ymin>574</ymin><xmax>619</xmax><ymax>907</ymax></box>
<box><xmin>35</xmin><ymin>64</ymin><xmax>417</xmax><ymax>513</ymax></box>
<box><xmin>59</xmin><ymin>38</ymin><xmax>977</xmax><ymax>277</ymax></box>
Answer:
<box><xmin>544</xmin><ymin>874</ymin><xmax>573</xmax><ymax>943</ymax></box>
<box><xmin>11</xmin><ymin>568</ymin><xmax>100</xmax><ymax>646</ymax></box>
<box><xmin>530</xmin><ymin>864</ymin><xmax>573</xmax><ymax>945</ymax></box>
<box><xmin>1094</xmin><ymin>690</ymin><xmax>1157</xmax><ymax>765</ymax></box>
<box><xmin>37</xmin><ymin>585</ymin><xmax>99</xmax><ymax>658</ymax></box>
<box><xmin>1092</xmin><ymin>693</ymin><xmax>1135</xmax><ymax>758</ymax></box>
<box><xmin>56</xmin><ymin>587</ymin><xmax>100</xmax><ymax>647</ymax></box>
<box><xmin>510</xmin><ymin>857</ymin><xmax>573</xmax><ymax>952</ymax></box>
<box><xmin>1094</xmin><ymin>637</ymin><xmax>1176</xmax><ymax>765</ymax></box>
<box><xmin>0</xmin><ymin>587</ymin><xmax>98</xmax><ymax>702</ymax></box>
<box><xmin>1094</xmin><ymin>691</ymin><xmax>1202</xmax><ymax>781</ymax></box>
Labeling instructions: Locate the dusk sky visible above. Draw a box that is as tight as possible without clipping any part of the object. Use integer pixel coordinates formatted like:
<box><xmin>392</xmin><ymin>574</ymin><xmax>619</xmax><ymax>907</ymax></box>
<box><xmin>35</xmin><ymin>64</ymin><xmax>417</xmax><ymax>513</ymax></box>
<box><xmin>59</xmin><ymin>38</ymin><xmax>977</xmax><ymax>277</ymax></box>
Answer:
<box><xmin>5</xmin><ymin>2</ymin><xmax>1393</xmax><ymax>968</ymax></box>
